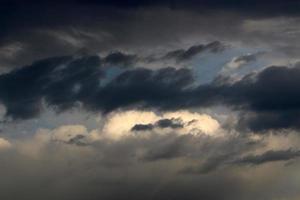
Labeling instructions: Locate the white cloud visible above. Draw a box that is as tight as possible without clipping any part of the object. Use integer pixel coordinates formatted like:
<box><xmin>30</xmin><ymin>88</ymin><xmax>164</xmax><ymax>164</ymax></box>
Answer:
<box><xmin>163</xmin><ymin>111</ymin><xmax>220</xmax><ymax>135</ymax></box>
<box><xmin>102</xmin><ymin>110</ymin><xmax>160</xmax><ymax>140</ymax></box>
<box><xmin>101</xmin><ymin>110</ymin><xmax>220</xmax><ymax>140</ymax></box>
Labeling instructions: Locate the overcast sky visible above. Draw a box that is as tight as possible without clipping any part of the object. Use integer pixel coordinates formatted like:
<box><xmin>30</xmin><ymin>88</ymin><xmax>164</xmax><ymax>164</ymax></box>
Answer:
<box><xmin>1</xmin><ymin>1</ymin><xmax>300</xmax><ymax>200</ymax></box>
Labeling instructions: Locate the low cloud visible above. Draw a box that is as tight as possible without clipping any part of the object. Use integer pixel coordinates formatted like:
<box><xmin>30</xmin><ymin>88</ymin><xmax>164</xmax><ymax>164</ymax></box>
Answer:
<box><xmin>0</xmin><ymin>114</ymin><xmax>298</xmax><ymax>200</ymax></box>
<box><xmin>233</xmin><ymin>149</ymin><xmax>300</xmax><ymax>165</ymax></box>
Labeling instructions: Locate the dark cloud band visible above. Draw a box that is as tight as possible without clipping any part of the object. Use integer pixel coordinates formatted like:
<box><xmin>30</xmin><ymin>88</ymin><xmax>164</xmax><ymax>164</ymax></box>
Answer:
<box><xmin>2</xmin><ymin>55</ymin><xmax>300</xmax><ymax>132</ymax></box>
<box><xmin>233</xmin><ymin>149</ymin><xmax>300</xmax><ymax>165</ymax></box>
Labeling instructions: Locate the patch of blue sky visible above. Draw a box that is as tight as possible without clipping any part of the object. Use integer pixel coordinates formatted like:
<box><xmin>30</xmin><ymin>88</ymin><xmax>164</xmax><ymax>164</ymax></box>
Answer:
<box><xmin>235</xmin><ymin>57</ymin><xmax>268</xmax><ymax>77</ymax></box>
<box><xmin>189</xmin><ymin>46</ymin><xmax>267</xmax><ymax>84</ymax></box>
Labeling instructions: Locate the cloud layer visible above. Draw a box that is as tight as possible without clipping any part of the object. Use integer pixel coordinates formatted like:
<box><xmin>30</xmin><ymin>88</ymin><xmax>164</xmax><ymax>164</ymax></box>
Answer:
<box><xmin>1</xmin><ymin>1</ymin><xmax>300</xmax><ymax>200</ymax></box>
<box><xmin>2</xmin><ymin>55</ymin><xmax>300</xmax><ymax>133</ymax></box>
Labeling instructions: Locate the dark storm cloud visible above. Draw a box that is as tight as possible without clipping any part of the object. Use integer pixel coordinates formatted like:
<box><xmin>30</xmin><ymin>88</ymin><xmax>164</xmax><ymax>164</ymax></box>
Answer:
<box><xmin>220</xmin><ymin>65</ymin><xmax>300</xmax><ymax>131</ymax></box>
<box><xmin>3</xmin><ymin>55</ymin><xmax>300</xmax><ymax>132</ymax></box>
<box><xmin>0</xmin><ymin>55</ymin><xmax>102</xmax><ymax>119</ymax></box>
<box><xmin>2</xmin><ymin>0</ymin><xmax>300</xmax><ymax>15</ymax></box>
<box><xmin>131</xmin><ymin>118</ymin><xmax>184</xmax><ymax>132</ymax></box>
<box><xmin>233</xmin><ymin>149</ymin><xmax>300</xmax><ymax>165</ymax></box>
<box><xmin>85</xmin><ymin>63</ymin><xmax>300</xmax><ymax>132</ymax></box>
<box><xmin>0</xmin><ymin>55</ymin><xmax>194</xmax><ymax>119</ymax></box>
<box><xmin>162</xmin><ymin>41</ymin><xmax>225</xmax><ymax>62</ymax></box>
<box><xmin>103</xmin><ymin>51</ymin><xmax>138</xmax><ymax>67</ymax></box>
<box><xmin>237</xmin><ymin>110</ymin><xmax>300</xmax><ymax>132</ymax></box>
<box><xmin>0</xmin><ymin>0</ymin><xmax>299</xmax><ymax>70</ymax></box>
<box><xmin>92</xmin><ymin>66</ymin><xmax>194</xmax><ymax>112</ymax></box>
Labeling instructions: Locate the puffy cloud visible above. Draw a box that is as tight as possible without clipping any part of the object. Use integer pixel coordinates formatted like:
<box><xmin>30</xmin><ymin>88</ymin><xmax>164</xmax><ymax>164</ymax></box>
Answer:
<box><xmin>163</xmin><ymin>111</ymin><xmax>220</xmax><ymax>135</ymax></box>
<box><xmin>102</xmin><ymin>110</ymin><xmax>160</xmax><ymax>139</ymax></box>
<box><xmin>102</xmin><ymin>110</ymin><xmax>220</xmax><ymax>139</ymax></box>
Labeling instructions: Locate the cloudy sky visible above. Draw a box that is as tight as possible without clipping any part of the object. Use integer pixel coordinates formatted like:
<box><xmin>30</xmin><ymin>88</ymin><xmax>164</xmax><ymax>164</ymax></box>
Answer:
<box><xmin>1</xmin><ymin>0</ymin><xmax>300</xmax><ymax>199</ymax></box>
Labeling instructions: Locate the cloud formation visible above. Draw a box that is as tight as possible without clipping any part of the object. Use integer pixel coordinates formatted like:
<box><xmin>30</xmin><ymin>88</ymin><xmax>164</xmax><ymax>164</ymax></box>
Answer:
<box><xmin>0</xmin><ymin>117</ymin><xmax>299</xmax><ymax>200</ymax></box>
<box><xmin>162</xmin><ymin>41</ymin><xmax>225</xmax><ymax>62</ymax></box>
<box><xmin>102</xmin><ymin>110</ymin><xmax>220</xmax><ymax>139</ymax></box>
<box><xmin>221</xmin><ymin>52</ymin><xmax>265</xmax><ymax>73</ymax></box>
<box><xmin>233</xmin><ymin>149</ymin><xmax>300</xmax><ymax>165</ymax></box>
<box><xmin>132</xmin><ymin>118</ymin><xmax>184</xmax><ymax>131</ymax></box>
<box><xmin>2</xmin><ymin>54</ymin><xmax>300</xmax><ymax>132</ymax></box>
<box><xmin>1</xmin><ymin>1</ymin><xmax>300</xmax><ymax>200</ymax></box>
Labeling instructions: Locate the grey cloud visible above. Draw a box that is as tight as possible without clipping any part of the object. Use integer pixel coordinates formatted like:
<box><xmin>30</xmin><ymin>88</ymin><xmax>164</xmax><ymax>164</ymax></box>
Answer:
<box><xmin>181</xmin><ymin>154</ymin><xmax>232</xmax><ymax>174</ymax></box>
<box><xmin>0</xmin><ymin>55</ymin><xmax>194</xmax><ymax>120</ymax></box>
<box><xmin>139</xmin><ymin>134</ymin><xmax>194</xmax><ymax>161</ymax></box>
<box><xmin>1</xmin><ymin>130</ymin><xmax>291</xmax><ymax>200</ymax></box>
<box><xmin>2</xmin><ymin>2</ymin><xmax>300</xmax><ymax>200</ymax></box>
<box><xmin>131</xmin><ymin>118</ymin><xmax>184</xmax><ymax>132</ymax></box>
<box><xmin>156</xmin><ymin>118</ymin><xmax>184</xmax><ymax>129</ymax></box>
<box><xmin>0</xmin><ymin>120</ymin><xmax>299</xmax><ymax>200</ymax></box>
<box><xmin>234</xmin><ymin>53</ymin><xmax>259</xmax><ymax>63</ymax></box>
<box><xmin>138</xmin><ymin>131</ymin><xmax>262</xmax><ymax>164</ymax></box>
<box><xmin>65</xmin><ymin>134</ymin><xmax>88</xmax><ymax>146</ymax></box>
<box><xmin>1</xmin><ymin>2</ymin><xmax>300</xmax><ymax>73</ymax></box>
<box><xmin>131</xmin><ymin>123</ymin><xmax>154</xmax><ymax>131</ymax></box>
<box><xmin>180</xmin><ymin>135</ymin><xmax>261</xmax><ymax>174</ymax></box>
<box><xmin>162</xmin><ymin>41</ymin><xmax>225</xmax><ymax>62</ymax></box>
<box><xmin>103</xmin><ymin>51</ymin><xmax>138</xmax><ymax>67</ymax></box>
<box><xmin>233</xmin><ymin>149</ymin><xmax>300</xmax><ymax>165</ymax></box>
<box><xmin>53</xmin><ymin>134</ymin><xmax>89</xmax><ymax>146</ymax></box>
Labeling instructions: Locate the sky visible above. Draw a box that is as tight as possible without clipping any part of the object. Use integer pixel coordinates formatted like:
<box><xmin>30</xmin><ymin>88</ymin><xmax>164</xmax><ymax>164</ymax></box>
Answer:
<box><xmin>1</xmin><ymin>0</ymin><xmax>300</xmax><ymax>199</ymax></box>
